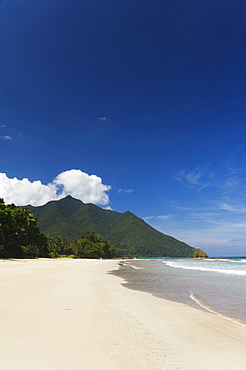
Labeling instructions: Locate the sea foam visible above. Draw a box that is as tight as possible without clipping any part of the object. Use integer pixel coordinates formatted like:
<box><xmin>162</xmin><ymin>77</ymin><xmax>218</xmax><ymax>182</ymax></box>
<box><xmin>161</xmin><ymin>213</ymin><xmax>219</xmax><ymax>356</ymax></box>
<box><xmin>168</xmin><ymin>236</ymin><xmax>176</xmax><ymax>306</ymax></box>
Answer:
<box><xmin>163</xmin><ymin>260</ymin><xmax>246</xmax><ymax>276</ymax></box>
<box><xmin>190</xmin><ymin>293</ymin><xmax>246</xmax><ymax>328</ymax></box>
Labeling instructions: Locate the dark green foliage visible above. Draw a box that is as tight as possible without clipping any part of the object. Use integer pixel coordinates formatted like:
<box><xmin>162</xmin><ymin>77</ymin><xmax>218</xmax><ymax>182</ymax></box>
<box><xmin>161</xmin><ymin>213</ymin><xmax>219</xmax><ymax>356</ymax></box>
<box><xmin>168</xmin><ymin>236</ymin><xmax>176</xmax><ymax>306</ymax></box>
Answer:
<box><xmin>0</xmin><ymin>196</ymin><xmax>195</xmax><ymax>258</ymax></box>
<box><xmin>0</xmin><ymin>198</ymin><xmax>117</xmax><ymax>259</ymax></box>
<box><xmin>0</xmin><ymin>199</ymin><xmax>49</xmax><ymax>258</ymax></box>
<box><xmin>29</xmin><ymin>196</ymin><xmax>195</xmax><ymax>257</ymax></box>
<box><xmin>47</xmin><ymin>231</ymin><xmax>117</xmax><ymax>259</ymax></box>
<box><xmin>47</xmin><ymin>236</ymin><xmax>73</xmax><ymax>256</ymax></box>
<box><xmin>193</xmin><ymin>248</ymin><xmax>208</xmax><ymax>258</ymax></box>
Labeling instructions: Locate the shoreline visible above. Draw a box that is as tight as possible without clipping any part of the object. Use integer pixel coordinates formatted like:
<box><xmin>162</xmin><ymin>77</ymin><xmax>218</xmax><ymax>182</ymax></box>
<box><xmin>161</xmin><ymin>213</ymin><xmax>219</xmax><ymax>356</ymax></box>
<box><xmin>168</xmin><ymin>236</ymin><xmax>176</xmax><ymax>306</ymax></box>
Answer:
<box><xmin>0</xmin><ymin>258</ymin><xmax>246</xmax><ymax>369</ymax></box>
<box><xmin>116</xmin><ymin>258</ymin><xmax>246</xmax><ymax>328</ymax></box>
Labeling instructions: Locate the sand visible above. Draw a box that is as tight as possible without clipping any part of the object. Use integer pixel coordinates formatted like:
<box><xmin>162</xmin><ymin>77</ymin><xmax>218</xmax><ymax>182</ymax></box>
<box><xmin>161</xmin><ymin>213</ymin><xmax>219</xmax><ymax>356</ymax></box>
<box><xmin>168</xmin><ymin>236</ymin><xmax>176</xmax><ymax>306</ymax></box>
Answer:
<box><xmin>0</xmin><ymin>259</ymin><xmax>246</xmax><ymax>369</ymax></box>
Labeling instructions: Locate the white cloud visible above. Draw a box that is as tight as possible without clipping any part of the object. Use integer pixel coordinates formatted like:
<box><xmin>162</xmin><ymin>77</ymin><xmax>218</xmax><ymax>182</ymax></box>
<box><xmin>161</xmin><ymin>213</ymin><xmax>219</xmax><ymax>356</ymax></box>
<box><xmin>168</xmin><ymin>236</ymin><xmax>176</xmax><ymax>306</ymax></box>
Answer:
<box><xmin>99</xmin><ymin>117</ymin><xmax>110</xmax><ymax>121</ymax></box>
<box><xmin>118</xmin><ymin>188</ymin><xmax>133</xmax><ymax>193</ymax></box>
<box><xmin>103</xmin><ymin>205</ymin><xmax>113</xmax><ymax>211</ymax></box>
<box><xmin>175</xmin><ymin>167</ymin><xmax>216</xmax><ymax>192</ymax></box>
<box><xmin>156</xmin><ymin>214</ymin><xmax>174</xmax><ymax>220</ymax></box>
<box><xmin>219</xmin><ymin>203</ymin><xmax>246</xmax><ymax>213</ymax></box>
<box><xmin>185</xmin><ymin>170</ymin><xmax>204</xmax><ymax>185</ymax></box>
<box><xmin>165</xmin><ymin>162</ymin><xmax>246</xmax><ymax>255</ymax></box>
<box><xmin>0</xmin><ymin>170</ymin><xmax>111</xmax><ymax>207</ymax></box>
<box><xmin>1</xmin><ymin>135</ymin><xmax>12</xmax><ymax>140</ymax></box>
<box><xmin>54</xmin><ymin>170</ymin><xmax>111</xmax><ymax>206</ymax></box>
<box><xmin>219</xmin><ymin>203</ymin><xmax>237</xmax><ymax>211</ymax></box>
<box><xmin>144</xmin><ymin>214</ymin><xmax>173</xmax><ymax>221</ymax></box>
<box><xmin>146</xmin><ymin>214</ymin><xmax>246</xmax><ymax>257</ymax></box>
<box><xmin>0</xmin><ymin>125</ymin><xmax>6</xmax><ymax>128</ymax></box>
<box><xmin>143</xmin><ymin>216</ymin><xmax>154</xmax><ymax>221</ymax></box>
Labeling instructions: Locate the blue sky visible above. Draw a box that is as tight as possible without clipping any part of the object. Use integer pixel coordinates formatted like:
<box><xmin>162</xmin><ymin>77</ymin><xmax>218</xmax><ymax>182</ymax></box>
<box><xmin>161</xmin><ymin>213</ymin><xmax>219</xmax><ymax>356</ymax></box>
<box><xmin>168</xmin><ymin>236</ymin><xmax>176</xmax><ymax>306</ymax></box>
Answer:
<box><xmin>1</xmin><ymin>0</ymin><xmax>246</xmax><ymax>256</ymax></box>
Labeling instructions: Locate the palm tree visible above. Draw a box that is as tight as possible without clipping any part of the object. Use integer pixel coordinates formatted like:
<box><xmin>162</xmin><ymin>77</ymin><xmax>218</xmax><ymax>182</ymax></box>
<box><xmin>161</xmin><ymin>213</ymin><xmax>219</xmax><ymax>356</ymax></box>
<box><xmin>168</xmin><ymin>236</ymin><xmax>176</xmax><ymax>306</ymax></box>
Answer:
<box><xmin>19</xmin><ymin>207</ymin><xmax>37</xmax><ymax>227</ymax></box>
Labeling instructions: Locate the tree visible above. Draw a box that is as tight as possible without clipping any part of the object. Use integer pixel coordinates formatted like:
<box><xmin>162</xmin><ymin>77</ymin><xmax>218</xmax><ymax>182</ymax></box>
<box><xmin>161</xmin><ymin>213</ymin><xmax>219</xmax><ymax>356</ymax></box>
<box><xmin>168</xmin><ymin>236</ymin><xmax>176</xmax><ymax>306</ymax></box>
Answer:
<box><xmin>19</xmin><ymin>206</ymin><xmax>37</xmax><ymax>227</ymax></box>
<box><xmin>47</xmin><ymin>236</ymin><xmax>72</xmax><ymax>256</ymax></box>
<box><xmin>193</xmin><ymin>248</ymin><xmax>208</xmax><ymax>258</ymax></box>
<box><xmin>69</xmin><ymin>231</ymin><xmax>118</xmax><ymax>258</ymax></box>
<box><xmin>0</xmin><ymin>199</ymin><xmax>48</xmax><ymax>258</ymax></box>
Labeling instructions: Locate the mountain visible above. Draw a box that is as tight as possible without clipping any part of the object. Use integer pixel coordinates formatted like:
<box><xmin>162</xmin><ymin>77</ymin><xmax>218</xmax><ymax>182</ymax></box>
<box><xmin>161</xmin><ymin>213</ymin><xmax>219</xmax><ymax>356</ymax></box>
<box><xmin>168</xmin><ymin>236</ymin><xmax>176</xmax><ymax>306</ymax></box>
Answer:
<box><xmin>29</xmin><ymin>196</ymin><xmax>195</xmax><ymax>257</ymax></box>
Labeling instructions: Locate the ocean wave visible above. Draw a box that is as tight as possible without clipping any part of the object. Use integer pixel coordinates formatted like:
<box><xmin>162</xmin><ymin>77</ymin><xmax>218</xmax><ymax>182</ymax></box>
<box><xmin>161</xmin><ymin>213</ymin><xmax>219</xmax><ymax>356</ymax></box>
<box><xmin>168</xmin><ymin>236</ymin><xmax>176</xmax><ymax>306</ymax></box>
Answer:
<box><xmin>121</xmin><ymin>262</ymin><xmax>143</xmax><ymax>270</ymax></box>
<box><xmin>215</xmin><ymin>258</ymin><xmax>229</xmax><ymax>261</ymax></box>
<box><xmin>190</xmin><ymin>293</ymin><xmax>246</xmax><ymax>327</ymax></box>
<box><xmin>163</xmin><ymin>261</ymin><xmax>246</xmax><ymax>276</ymax></box>
<box><xmin>228</xmin><ymin>259</ymin><xmax>246</xmax><ymax>263</ymax></box>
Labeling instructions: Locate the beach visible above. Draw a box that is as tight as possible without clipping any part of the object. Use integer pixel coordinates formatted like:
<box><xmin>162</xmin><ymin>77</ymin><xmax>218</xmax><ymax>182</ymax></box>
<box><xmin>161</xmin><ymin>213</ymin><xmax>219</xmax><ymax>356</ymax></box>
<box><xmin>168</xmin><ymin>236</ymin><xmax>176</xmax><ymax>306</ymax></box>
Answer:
<box><xmin>0</xmin><ymin>259</ymin><xmax>246</xmax><ymax>369</ymax></box>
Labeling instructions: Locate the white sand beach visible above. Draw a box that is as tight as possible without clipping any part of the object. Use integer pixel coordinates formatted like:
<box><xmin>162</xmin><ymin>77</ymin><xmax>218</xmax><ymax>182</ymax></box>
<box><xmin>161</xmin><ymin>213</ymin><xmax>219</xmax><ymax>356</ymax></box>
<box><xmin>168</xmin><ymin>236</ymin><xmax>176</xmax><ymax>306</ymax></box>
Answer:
<box><xmin>0</xmin><ymin>258</ymin><xmax>246</xmax><ymax>369</ymax></box>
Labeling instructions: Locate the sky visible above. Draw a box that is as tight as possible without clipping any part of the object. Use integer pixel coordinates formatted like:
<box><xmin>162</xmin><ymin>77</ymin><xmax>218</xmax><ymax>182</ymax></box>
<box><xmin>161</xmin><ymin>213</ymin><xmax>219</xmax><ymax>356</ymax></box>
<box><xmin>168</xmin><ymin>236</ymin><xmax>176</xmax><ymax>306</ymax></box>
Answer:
<box><xmin>1</xmin><ymin>0</ymin><xmax>246</xmax><ymax>256</ymax></box>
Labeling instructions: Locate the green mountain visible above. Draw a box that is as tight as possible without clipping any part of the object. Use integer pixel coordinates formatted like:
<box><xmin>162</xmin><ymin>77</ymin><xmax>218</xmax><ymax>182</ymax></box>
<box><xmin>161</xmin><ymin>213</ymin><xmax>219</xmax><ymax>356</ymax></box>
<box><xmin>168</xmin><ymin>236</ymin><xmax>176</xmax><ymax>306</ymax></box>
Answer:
<box><xmin>29</xmin><ymin>195</ymin><xmax>195</xmax><ymax>257</ymax></box>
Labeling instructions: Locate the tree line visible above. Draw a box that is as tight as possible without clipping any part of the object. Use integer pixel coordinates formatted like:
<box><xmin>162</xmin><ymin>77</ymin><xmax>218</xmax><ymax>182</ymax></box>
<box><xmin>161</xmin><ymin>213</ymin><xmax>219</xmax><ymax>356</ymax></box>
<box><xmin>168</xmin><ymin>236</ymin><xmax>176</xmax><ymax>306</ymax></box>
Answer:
<box><xmin>0</xmin><ymin>199</ymin><xmax>118</xmax><ymax>259</ymax></box>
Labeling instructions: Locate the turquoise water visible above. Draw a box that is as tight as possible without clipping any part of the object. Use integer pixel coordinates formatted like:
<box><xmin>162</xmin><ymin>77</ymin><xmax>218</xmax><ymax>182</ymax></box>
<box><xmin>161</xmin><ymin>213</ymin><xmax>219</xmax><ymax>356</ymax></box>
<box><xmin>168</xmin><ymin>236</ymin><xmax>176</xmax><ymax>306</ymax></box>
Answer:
<box><xmin>111</xmin><ymin>258</ymin><xmax>246</xmax><ymax>326</ymax></box>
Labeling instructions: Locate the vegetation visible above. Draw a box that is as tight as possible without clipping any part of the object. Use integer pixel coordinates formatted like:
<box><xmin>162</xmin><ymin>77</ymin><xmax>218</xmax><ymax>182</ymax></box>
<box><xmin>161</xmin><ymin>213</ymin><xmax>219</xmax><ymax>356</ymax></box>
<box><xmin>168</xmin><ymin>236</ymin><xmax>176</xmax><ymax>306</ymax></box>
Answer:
<box><xmin>0</xmin><ymin>199</ymin><xmax>117</xmax><ymax>259</ymax></box>
<box><xmin>193</xmin><ymin>248</ymin><xmax>208</xmax><ymax>258</ymax></box>
<box><xmin>47</xmin><ymin>231</ymin><xmax>117</xmax><ymax>258</ymax></box>
<box><xmin>0</xmin><ymin>196</ymin><xmax>199</xmax><ymax>258</ymax></box>
<box><xmin>29</xmin><ymin>195</ymin><xmax>196</xmax><ymax>257</ymax></box>
<box><xmin>0</xmin><ymin>198</ymin><xmax>48</xmax><ymax>258</ymax></box>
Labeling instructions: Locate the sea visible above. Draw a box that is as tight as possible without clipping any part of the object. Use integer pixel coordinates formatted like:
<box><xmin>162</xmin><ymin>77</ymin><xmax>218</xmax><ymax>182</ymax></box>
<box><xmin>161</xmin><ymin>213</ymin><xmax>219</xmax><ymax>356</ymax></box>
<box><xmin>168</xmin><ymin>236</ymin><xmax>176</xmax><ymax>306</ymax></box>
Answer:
<box><xmin>111</xmin><ymin>258</ymin><xmax>246</xmax><ymax>327</ymax></box>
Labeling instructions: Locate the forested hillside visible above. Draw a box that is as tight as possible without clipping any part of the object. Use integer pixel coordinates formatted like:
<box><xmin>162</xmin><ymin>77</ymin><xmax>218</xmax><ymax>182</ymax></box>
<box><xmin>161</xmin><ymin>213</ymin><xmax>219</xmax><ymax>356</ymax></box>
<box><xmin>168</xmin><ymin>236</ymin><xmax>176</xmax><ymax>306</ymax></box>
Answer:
<box><xmin>29</xmin><ymin>196</ymin><xmax>195</xmax><ymax>257</ymax></box>
<box><xmin>0</xmin><ymin>198</ymin><xmax>117</xmax><ymax>259</ymax></box>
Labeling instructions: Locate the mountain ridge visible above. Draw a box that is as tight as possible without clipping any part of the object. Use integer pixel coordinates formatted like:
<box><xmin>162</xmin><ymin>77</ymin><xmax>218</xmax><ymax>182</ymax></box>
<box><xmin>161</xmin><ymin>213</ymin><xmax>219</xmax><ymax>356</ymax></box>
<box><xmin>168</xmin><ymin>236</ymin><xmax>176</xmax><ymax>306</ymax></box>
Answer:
<box><xmin>29</xmin><ymin>196</ymin><xmax>195</xmax><ymax>257</ymax></box>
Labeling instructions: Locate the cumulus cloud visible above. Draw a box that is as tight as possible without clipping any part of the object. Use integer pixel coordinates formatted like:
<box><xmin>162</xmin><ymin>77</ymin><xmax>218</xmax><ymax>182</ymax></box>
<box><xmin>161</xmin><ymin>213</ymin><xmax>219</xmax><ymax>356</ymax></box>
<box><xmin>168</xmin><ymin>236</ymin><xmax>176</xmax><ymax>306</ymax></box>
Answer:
<box><xmin>1</xmin><ymin>135</ymin><xmax>12</xmax><ymax>140</ymax></box>
<box><xmin>54</xmin><ymin>170</ymin><xmax>111</xmax><ymax>206</ymax></box>
<box><xmin>0</xmin><ymin>170</ymin><xmax>111</xmax><ymax>207</ymax></box>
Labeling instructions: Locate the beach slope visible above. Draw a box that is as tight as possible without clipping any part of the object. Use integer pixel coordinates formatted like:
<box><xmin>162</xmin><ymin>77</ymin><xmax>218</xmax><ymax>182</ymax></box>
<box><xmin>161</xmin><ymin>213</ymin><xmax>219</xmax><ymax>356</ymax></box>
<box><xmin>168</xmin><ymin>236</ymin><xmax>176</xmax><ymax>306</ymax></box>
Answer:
<box><xmin>0</xmin><ymin>259</ymin><xmax>246</xmax><ymax>369</ymax></box>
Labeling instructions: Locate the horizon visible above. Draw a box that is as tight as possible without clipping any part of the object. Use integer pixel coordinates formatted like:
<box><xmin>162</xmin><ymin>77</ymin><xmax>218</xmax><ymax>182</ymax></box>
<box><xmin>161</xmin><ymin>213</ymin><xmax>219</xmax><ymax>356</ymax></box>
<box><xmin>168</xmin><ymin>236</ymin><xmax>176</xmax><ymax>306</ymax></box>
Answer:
<box><xmin>1</xmin><ymin>0</ymin><xmax>246</xmax><ymax>257</ymax></box>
